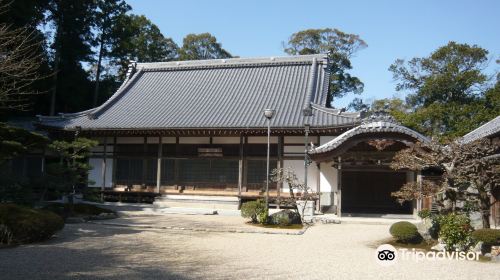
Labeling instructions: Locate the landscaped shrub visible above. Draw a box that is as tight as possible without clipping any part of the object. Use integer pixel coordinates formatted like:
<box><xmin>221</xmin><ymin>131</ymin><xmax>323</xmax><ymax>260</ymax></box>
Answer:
<box><xmin>82</xmin><ymin>188</ymin><xmax>102</xmax><ymax>203</ymax></box>
<box><xmin>0</xmin><ymin>204</ymin><xmax>64</xmax><ymax>245</ymax></box>
<box><xmin>269</xmin><ymin>210</ymin><xmax>302</xmax><ymax>226</ymax></box>
<box><xmin>471</xmin><ymin>229</ymin><xmax>500</xmax><ymax>245</ymax></box>
<box><xmin>418</xmin><ymin>209</ymin><xmax>431</xmax><ymax>219</ymax></box>
<box><xmin>435</xmin><ymin>213</ymin><xmax>473</xmax><ymax>250</ymax></box>
<box><xmin>389</xmin><ymin>221</ymin><xmax>422</xmax><ymax>243</ymax></box>
<box><xmin>241</xmin><ymin>199</ymin><xmax>266</xmax><ymax>223</ymax></box>
<box><xmin>43</xmin><ymin>203</ymin><xmax>114</xmax><ymax>219</ymax></box>
<box><xmin>258</xmin><ymin>208</ymin><xmax>269</xmax><ymax>225</ymax></box>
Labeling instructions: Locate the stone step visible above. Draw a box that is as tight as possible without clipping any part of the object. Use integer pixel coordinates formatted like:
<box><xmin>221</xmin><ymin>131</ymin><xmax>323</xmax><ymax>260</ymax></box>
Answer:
<box><xmin>153</xmin><ymin>194</ymin><xmax>240</xmax><ymax>210</ymax></box>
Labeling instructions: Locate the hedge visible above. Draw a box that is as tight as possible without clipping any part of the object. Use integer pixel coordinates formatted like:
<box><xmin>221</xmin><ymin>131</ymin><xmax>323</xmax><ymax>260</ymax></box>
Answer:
<box><xmin>0</xmin><ymin>204</ymin><xmax>64</xmax><ymax>245</ymax></box>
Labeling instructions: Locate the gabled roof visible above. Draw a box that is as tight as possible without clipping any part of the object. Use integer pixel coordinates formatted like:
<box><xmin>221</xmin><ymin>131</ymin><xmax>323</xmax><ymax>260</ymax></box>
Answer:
<box><xmin>461</xmin><ymin>115</ymin><xmax>500</xmax><ymax>143</ymax></box>
<box><xmin>37</xmin><ymin>54</ymin><xmax>360</xmax><ymax>132</ymax></box>
<box><xmin>309</xmin><ymin>112</ymin><xmax>430</xmax><ymax>160</ymax></box>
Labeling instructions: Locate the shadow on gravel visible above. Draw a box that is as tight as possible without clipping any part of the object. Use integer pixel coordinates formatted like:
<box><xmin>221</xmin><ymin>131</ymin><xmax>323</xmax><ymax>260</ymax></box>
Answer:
<box><xmin>0</xmin><ymin>223</ymin><xmax>200</xmax><ymax>280</ymax></box>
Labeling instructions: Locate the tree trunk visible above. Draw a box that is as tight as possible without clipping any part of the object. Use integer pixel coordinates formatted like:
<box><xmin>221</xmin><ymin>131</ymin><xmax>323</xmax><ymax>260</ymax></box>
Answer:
<box><xmin>482</xmin><ymin>212</ymin><xmax>491</xmax><ymax>229</ymax></box>
<box><xmin>50</xmin><ymin>48</ymin><xmax>60</xmax><ymax>116</ymax></box>
<box><xmin>93</xmin><ymin>35</ymin><xmax>105</xmax><ymax>107</ymax></box>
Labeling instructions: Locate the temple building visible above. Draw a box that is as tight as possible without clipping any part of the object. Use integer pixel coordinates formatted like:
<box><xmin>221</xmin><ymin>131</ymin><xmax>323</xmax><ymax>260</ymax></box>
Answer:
<box><xmin>37</xmin><ymin>54</ymin><xmax>431</xmax><ymax>216</ymax></box>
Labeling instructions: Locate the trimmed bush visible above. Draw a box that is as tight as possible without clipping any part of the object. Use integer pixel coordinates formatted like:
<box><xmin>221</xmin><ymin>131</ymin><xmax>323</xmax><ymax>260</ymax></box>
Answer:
<box><xmin>0</xmin><ymin>204</ymin><xmax>64</xmax><ymax>245</ymax></box>
<box><xmin>435</xmin><ymin>213</ymin><xmax>473</xmax><ymax>250</ymax></box>
<box><xmin>472</xmin><ymin>229</ymin><xmax>500</xmax><ymax>245</ymax></box>
<box><xmin>389</xmin><ymin>221</ymin><xmax>422</xmax><ymax>243</ymax></box>
<box><xmin>241</xmin><ymin>199</ymin><xmax>266</xmax><ymax>223</ymax></box>
<box><xmin>418</xmin><ymin>209</ymin><xmax>431</xmax><ymax>219</ymax></box>
<box><xmin>269</xmin><ymin>210</ymin><xmax>302</xmax><ymax>226</ymax></box>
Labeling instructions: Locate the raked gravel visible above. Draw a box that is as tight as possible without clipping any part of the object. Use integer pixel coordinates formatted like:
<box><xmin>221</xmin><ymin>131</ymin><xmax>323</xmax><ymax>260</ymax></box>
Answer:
<box><xmin>0</xmin><ymin>214</ymin><xmax>498</xmax><ymax>280</ymax></box>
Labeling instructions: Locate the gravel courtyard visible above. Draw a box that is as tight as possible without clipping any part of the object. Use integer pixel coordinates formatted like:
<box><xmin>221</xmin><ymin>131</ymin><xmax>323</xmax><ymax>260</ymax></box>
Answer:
<box><xmin>0</xmin><ymin>214</ymin><xmax>498</xmax><ymax>280</ymax></box>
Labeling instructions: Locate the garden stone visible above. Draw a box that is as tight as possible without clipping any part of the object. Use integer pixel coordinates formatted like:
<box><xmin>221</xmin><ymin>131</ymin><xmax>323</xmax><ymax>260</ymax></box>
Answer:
<box><xmin>471</xmin><ymin>241</ymin><xmax>483</xmax><ymax>254</ymax></box>
<box><xmin>491</xmin><ymin>246</ymin><xmax>500</xmax><ymax>261</ymax></box>
<box><xmin>269</xmin><ymin>210</ymin><xmax>301</xmax><ymax>225</ymax></box>
<box><xmin>417</xmin><ymin>219</ymin><xmax>433</xmax><ymax>241</ymax></box>
<box><xmin>431</xmin><ymin>239</ymin><xmax>446</xmax><ymax>251</ymax></box>
<box><xmin>469</xmin><ymin>211</ymin><xmax>483</xmax><ymax>229</ymax></box>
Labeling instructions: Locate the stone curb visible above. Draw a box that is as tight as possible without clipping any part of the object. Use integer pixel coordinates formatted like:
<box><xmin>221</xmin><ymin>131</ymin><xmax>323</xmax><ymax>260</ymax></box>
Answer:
<box><xmin>87</xmin><ymin>221</ymin><xmax>309</xmax><ymax>236</ymax></box>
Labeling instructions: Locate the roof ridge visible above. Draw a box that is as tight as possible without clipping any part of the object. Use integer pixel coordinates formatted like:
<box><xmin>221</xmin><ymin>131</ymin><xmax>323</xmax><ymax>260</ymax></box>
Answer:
<box><xmin>310</xmin><ymin>103</ymin><xmax>361</xmax><ymax>119</ymax></box>
<box><xmin>136</xmin><ymin>54</ymin><xmax>328</xmax><ymax>70</ymax></box>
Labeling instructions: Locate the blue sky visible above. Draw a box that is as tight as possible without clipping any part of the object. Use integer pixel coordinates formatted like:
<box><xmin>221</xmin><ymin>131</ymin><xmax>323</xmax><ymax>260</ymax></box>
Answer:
<box><xmin>128</xmin><ymin>0</ymin><xmax>499</xmax><ymax>108</ymax></box>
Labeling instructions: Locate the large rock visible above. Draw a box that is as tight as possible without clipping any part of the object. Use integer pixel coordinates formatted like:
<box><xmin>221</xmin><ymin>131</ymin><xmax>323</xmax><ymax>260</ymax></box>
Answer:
<box><xmin>417</xmin><ymin>218</ymin><xmax>434</xmax><ymax>241</ymax></box>
<box><xmin>269</xmin><ymin>210</ymin><xmax>302</xmax><ymax>226</ymax></box>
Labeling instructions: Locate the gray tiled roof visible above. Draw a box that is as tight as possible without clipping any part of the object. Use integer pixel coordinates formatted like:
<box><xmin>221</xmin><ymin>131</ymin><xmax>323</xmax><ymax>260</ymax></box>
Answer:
<box><xmin>38</xmin><ymin>54</ymin><xmax>360</xmax><ymax>131</ymax></box>
<box><xmin>310</xmin><ymin>118</ymin><xmax>430</xmax><ymax>155</ymax></box>
<box><xmin>461</xmin><ymin>115</ymin><xmax>500</xmax><ymax>143</ymax></box>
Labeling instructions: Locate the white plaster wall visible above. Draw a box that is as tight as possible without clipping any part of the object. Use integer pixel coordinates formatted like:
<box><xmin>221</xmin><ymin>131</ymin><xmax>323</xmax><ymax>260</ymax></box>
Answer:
<box><xmin>319</xmin><ymin>162</ymin><xmax>338</xmax><ymax>206</ymax></box>
<box><xmin>212</xmin><ymin>137</ymin><xmax>240</xmax><ymax>144</ymax></box>
<box><xmin>284</xmin><ymin>136</ymin><xmax>304</xmax><ymax>144</ymax></box>
<box><xmin>248</xmin><ymin>136</ymin><xmax>278</xmax><ymax>144</ymax></box>
<box><xmin>282</xmin><ymin>159</ymin><xmax>319</xmax><ymax>192</ymax></box>
<box><xmin>319</xmin><ymin>135</ymin><xmax>337</xmax><ymax>145</ymax></box>
<box><xmin>179</xmin><ymin>137</ymin><xmax>210</xmax><ymax>144</ymax></box>
<box><xmin>284</xmin><ymin>146</ymin><xmax>304</xmax><ymax>156</ymax></box>
<box><xmin>88</xmin><ymin>157</ymin><xmax>113</xmax><ymax>188</ymax></box>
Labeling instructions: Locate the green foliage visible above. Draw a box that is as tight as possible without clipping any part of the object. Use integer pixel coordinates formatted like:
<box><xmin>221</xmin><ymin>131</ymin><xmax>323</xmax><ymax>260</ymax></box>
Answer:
<box><xmin>284</xmin><ymin>28</ymin><xmax>367</xmax><ymax>105</ymax></box>
<box><xmin>110</xmin><ymin>14</ymin><xmax>179</xmax><ymax>79</ymax></box>
<box><xmin>389</xmin><ymin>221</ymin><xmax>422</xmax><ymax>243</ymax></box>
<box><xmin>258</xmin><ymin>208</ymin><xmax>269</xmax><ymax>225</ymax></box>
<box><xmin>241</xmin><ymin>199</ymin><xmax>266</xmax><ymax>223</ymax></box>
<box><xmin>471</xmin><ymin>229</ymin><xmax>500</xmax><ymax>245</ymax></box>
<box><xmin>0</xmin><ymin>122</ymin><xmax>48</xmax><ymax>163</ymax></box>
<box><xmin>418</xmin><ymin>209</ymin><xmax>432</xmax><ymax>219</ymax></box>
<box><xmin>179</xmin><ymin>33</ymin><xmax>232</xmax><ymax>61</ymax></box>
<box><xmin>43</xmin><ymin>203</ymin><xmax>114</xmax><ymax>219</ymax></box>
<box><xmin>388</xmin><ymin>42</ymin><xmax>499</xmax><ymax>140</ymax></box>
<box><xmin>0</xmin><ymin>203</ymin><xmax>64</xmax><ymax>244</ymax></box>
<box><xmin>435</xmin><ymin>213</ymin><xmax>473</xmax><ymax>250</ymax></box>
<box><xmin>43</xmin><ymin>138</ymin><xmax>98</xmax><ymax>198</ymax></box>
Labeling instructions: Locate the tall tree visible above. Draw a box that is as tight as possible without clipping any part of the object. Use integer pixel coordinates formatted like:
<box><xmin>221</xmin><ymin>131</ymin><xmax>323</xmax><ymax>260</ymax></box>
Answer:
<box><xmin>46</xmin><ymin>0</ymin><xmax>96</xmax><ymax>115</ymax></box>
<box><xmin>92</xmin><ymin>0</ymin><xmax>131</xmax><ymax>107</ymax></box>
<box><xmin>389</xmin><ymin>42</ymin><xmax>498</xmax><ymax>140</ymax></box>
<box><xmin>109</xmin><ymin>14</ymin><xmax>179</xmax><ymax>80</ymax></box>
<box><xmin>0</xmin><ymin>0</ymin><xmax>48</xmax><ymax>112</ymax></box>
<box><xmin>179</xmin><ymin>33</ymin><xmax>232</xmax><ymax>61</ymax></box>
<box><xmin>283</xmin><ymin>28</ymin><xmax>367</xmax><ymax>107</ymax></box>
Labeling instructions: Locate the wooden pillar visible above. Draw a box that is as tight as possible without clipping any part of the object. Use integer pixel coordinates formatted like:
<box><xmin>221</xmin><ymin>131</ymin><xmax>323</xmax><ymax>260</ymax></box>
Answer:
<box><xmin>337</xmin><ymin>156</ymin><xmax>342</xmax><ymax>217</ymax></box>
<box><xmin>238</xmin><ymin>135</ymin><xmax>243</xmax><ymax>197</ymax></box>
<box><xmin>174</xmin><ymin>136</ymin><xmax>179</xmax><ymax>188</ymax></box>
<box><xmin>156</xmin><ymin>136</ymin><xmax>162</xmax><ymax>194</ymax></box>
<box><xmin>243</xmin><ymin>136</ymin><xmax>248</xmax><ymax>192</ymax></box>
<box><xmin>112</xmin><ymin>136</ymin><xmax>117</xmax><ymax>188</ymax></box>
<box><xmin>416</xmin><ymin>171</ymin><xmax>423</xmax><ymax>214</ymax></box>
<box><xmin>101</xmin><ymin>137</ymin><xmax>108</xmax><ymax>202</ymax></box>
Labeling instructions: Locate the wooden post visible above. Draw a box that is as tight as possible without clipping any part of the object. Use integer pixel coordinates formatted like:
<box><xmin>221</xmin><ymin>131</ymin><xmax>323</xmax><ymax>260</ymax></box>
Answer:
<box><xmin>337</xmin><ymin>156</ymin><xmax>342</xmax><ymax>218</ymax></box>
<box><xmin>101</xmin><ymin>137</ymin><xmax>108</xmax><ymax>202</ymax></box>
<box><xmin>156</xmin><ymin>136</ymin><xmax>162</xmax><ymax>194</ymax></box>
<box><xmin>238</xmin><ymin>135</ymin><xmax>243</xmax><ymax>197</ymax></box>
<box><xmin>112</xmin><ymin>136</ymin><xmax>117</xmax><ymax>188</ymax></box>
